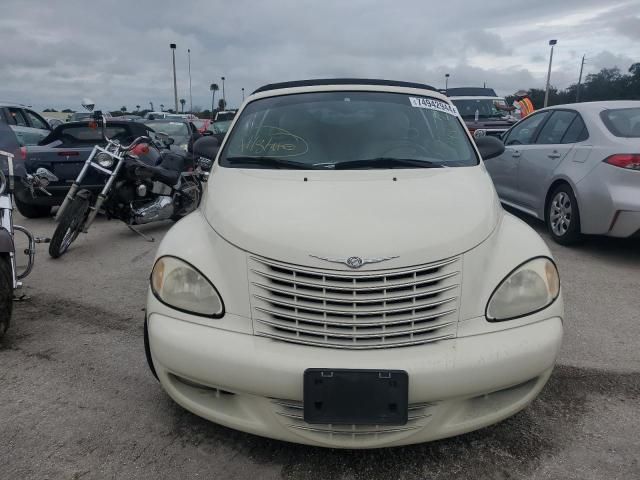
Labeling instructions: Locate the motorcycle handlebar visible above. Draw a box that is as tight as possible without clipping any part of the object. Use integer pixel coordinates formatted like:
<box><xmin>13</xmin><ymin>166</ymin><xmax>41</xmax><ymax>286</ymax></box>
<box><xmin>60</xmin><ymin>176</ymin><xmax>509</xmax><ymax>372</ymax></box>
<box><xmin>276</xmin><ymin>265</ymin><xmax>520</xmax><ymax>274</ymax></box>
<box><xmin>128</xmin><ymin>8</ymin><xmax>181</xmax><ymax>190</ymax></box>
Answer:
<box><xmin>119</xmin><ymin>136</ymin><xmax>153</xmax><ymax>152</ymax></box>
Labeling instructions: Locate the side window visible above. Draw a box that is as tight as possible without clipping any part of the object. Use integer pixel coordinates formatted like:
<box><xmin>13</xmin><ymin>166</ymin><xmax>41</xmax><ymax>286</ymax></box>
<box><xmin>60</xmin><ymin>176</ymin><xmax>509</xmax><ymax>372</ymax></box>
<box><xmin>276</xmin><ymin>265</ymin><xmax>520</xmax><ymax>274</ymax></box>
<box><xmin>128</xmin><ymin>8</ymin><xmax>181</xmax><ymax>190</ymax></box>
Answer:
<box><xmin>8</xmin><ymin>108</ymin><xmax>28</xmax><ymax>127</ymax></box>
<box><xmin>536</xmin><ymin>110</ymin><xmax>577</xmax><ymax>145</ymax></box>
<box><xmin>505</xmin><ymin>112</ymin><xmax>549</xmax><ymax>146</ymax></box>
<box><xmin>25</xmin><ymin>110</ymin><xmax>50</xmax><ymax>130</ymax></box>
<box><xmin>561</xmin><ymin>114</ymin><xmax>588</xmax><ymax>143</ymax></box>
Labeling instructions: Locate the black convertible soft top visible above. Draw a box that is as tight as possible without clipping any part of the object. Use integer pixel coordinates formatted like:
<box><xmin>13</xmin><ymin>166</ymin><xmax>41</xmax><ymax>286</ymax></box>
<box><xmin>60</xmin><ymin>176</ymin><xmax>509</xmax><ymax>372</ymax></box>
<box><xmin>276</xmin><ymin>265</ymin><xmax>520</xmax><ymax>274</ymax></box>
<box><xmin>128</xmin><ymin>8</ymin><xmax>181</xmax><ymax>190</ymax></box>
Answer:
<box><xmin>253</xmin><ymin>78</ymin><xmax>437</xmax><ymax>94</ymax></box>
<box><xmin>38</xmin><ymin>120</ymin><xmax>153</xmax><ymax>146</ymax></box>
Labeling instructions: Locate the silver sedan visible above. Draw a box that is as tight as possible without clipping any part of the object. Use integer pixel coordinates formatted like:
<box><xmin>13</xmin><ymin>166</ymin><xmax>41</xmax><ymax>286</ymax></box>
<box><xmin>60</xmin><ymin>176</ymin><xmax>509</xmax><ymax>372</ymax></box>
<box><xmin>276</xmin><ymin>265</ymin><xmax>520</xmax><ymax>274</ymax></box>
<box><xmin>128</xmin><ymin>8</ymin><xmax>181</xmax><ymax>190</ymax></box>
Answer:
<box><xmin>484</xmin><ymin>101</ymin><xmax>640</xmax><ymax>244</ymax></box>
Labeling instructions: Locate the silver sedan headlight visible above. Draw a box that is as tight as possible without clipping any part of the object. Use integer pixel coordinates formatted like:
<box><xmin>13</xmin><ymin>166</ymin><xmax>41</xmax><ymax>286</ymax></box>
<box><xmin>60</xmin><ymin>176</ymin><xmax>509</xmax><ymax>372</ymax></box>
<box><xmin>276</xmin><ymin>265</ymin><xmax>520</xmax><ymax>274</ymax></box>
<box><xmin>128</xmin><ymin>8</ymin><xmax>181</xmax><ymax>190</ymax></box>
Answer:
<box><xmin>96</xmin><ymin>152</ymin><xmax>114</xmax><ymax>168</ymax></box>
<box><xmin>486</xmin><ymin>257</ymin><xmax>560</xmax><ymax>321</ymax></box>
<box><xmin>151</xmin><ymin>256</ymin><xmax>224</xmax><ymax>318</ymax></box>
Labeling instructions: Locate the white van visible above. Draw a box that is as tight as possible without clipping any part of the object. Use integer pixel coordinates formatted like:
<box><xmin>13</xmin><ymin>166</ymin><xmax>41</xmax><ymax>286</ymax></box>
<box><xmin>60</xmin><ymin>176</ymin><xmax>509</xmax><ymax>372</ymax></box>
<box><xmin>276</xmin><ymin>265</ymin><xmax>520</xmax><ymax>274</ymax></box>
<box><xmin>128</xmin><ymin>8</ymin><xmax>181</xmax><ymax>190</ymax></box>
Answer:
<box><xmin>145</xmin><ymin>79</ymin><xmax>563</xmax><ymax>448</ymax></box>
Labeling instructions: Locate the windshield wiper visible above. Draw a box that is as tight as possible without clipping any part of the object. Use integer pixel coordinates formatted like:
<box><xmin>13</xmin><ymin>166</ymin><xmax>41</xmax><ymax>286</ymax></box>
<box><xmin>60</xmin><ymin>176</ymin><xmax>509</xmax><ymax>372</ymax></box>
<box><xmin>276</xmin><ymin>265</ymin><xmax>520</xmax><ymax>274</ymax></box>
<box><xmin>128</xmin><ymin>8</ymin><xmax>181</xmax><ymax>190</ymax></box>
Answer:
<box><xmin>225</xmin><ymin>156</ymin><xmax>313</xmax><ymax>169</ymax></box>
<box><xmin>332</xmin><ymin>158</ymin><xmax>445</xmax><ymax>170</ymax></box>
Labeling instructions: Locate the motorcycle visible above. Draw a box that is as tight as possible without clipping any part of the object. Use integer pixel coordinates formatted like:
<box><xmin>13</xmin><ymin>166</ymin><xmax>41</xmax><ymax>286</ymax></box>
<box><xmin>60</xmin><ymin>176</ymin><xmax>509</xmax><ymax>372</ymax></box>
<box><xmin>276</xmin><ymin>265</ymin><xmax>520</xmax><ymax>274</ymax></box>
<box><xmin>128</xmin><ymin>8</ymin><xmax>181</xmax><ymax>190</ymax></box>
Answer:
<box><xmin>0</xmin><ymin>122</ymin><xmax>57</xmax><ymax>339</ymax></box>
<box><xmin>49</xmin><ymin>111</ymin><xmax>203</xmax><ymax>258</ymax></box>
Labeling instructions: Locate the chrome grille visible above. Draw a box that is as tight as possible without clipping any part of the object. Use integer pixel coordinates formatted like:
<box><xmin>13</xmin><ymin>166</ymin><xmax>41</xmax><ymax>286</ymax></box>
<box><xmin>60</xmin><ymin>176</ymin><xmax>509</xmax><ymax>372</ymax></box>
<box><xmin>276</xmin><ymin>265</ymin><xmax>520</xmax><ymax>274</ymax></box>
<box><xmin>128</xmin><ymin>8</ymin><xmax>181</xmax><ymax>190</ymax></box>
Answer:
<box><xmin>248</xmin><ymin>255</ymin><xmax>461</xmax><ymax>349</ymax></box>
<box><xmin>271</xmin><ymin>398</ymin><xmax>436</xmax><ymax>442</ymax></box>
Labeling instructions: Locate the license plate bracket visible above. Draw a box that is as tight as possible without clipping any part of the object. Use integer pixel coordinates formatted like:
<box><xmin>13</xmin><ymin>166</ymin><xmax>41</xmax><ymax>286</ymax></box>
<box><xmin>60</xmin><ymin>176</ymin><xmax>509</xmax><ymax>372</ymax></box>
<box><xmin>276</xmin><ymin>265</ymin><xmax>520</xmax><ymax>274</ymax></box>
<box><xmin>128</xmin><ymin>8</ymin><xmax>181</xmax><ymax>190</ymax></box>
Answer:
<box><xmin>303</xmin><ymin>369</ymin><xmax>408</xmax><ymax>425</ymax></box>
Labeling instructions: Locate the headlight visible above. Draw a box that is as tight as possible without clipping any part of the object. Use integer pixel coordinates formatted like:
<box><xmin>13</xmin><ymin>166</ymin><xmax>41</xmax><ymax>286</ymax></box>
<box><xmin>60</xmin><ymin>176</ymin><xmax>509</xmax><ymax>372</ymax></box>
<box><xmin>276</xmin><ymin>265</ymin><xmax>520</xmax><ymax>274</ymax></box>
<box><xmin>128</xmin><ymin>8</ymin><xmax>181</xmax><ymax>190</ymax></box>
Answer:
<box><xmin>96</xmin><ymin>152</ymin><xmax>114</xmax><ymax>168</ymax></box>
<box><xmin>486</xmin><ymin>257</ymin><xmax>560</xmax><ymax>321</ymax></box>
<box><xmin>179</xmin><ymin>143</ymin><xmax>188</xmax><ymax>151</ymax></box>
<box><xmin>150</xmin><ymin>256</ymin><xmax>224</xmax><ymax>317</ymax></box>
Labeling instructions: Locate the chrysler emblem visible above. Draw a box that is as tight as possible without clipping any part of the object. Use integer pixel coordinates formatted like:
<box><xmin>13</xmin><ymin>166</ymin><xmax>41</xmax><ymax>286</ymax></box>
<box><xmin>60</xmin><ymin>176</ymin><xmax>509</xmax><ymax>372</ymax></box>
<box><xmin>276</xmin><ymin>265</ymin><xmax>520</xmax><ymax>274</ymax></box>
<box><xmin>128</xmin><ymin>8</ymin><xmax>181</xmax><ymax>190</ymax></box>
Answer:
<box><xmin>310</xmin><ymin>254</ymin><xmax>399</xmax><ymax>269</ymax></box>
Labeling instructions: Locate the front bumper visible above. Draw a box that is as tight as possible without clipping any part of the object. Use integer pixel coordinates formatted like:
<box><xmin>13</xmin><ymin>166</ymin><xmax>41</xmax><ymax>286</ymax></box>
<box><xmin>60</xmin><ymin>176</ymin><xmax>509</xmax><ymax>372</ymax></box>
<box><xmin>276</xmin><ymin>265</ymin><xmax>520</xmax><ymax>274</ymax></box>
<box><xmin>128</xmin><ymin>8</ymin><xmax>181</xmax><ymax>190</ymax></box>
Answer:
<box><xmin>148</xmin><ymin>313</ymin><xmax>562</xmax><ymax>448</ymax></box>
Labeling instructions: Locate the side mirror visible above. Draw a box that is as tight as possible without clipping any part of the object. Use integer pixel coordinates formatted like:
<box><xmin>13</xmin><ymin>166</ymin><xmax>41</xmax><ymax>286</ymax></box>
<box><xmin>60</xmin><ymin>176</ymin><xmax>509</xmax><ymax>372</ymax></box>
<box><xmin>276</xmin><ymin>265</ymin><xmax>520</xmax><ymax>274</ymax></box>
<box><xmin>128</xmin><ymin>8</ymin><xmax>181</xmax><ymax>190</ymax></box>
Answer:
<box><xmin>192</xmin><ymin>136</ymin><xmax>220</xmax><ymax>160</ymax></box>
<box><xmin>475</xmin><ymin>136</ymin><xmax>505</xmax><ymax>160</ymax></box>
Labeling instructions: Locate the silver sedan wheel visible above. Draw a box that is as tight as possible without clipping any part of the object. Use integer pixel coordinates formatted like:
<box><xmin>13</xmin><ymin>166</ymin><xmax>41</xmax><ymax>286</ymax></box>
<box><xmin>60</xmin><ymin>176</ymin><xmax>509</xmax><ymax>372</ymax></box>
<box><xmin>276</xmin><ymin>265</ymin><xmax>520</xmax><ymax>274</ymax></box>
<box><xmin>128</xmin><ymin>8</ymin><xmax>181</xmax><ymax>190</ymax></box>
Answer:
<box><xmin>550</xmin><ymin>192</ymin><xmax>572</xmax><ymax>236</ymax></box>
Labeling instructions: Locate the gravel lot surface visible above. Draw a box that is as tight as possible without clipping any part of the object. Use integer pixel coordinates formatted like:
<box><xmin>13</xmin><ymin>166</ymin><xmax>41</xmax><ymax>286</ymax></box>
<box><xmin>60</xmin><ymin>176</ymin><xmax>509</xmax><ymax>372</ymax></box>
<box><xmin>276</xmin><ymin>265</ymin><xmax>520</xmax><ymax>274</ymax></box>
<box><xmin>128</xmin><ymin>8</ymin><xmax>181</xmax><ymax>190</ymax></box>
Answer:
<box><xmin>1</xmin><ymin>210</ymin><xmax>638</xmax><ymax>480</ymax></box>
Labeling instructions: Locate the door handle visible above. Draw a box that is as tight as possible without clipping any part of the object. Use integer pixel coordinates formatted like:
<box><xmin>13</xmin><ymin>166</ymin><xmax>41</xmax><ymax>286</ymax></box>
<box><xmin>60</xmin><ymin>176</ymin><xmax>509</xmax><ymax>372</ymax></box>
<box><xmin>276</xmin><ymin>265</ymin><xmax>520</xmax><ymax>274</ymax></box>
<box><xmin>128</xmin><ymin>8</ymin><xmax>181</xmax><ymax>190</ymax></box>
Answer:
<box><xmin>511</xmin><ymin>151</ymin><xmax>521</xmax><ymax>158</ymax></box>
<box><xmin>548</xmin><ymin>152</ymin><xmax>561</xmax><ymax>159</ymax></box>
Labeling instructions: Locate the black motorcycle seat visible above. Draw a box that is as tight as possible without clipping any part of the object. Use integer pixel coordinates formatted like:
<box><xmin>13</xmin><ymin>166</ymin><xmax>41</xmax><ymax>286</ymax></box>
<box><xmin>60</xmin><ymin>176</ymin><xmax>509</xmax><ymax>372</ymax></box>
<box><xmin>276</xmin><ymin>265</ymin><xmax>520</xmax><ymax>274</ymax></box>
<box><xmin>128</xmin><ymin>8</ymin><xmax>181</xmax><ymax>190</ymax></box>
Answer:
<box><xmin>158</xmin><ymin>151</ymin><xmax>186</xmax><ymax>172</ymax></box>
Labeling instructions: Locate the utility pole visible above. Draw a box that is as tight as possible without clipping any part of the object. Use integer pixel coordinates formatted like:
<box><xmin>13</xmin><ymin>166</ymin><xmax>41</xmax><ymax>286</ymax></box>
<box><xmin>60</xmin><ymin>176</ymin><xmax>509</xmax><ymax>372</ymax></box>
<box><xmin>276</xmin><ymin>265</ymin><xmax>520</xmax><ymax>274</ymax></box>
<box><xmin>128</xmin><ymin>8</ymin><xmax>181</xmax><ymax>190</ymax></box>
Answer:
<box><xmin>170</xmin><ymin>43</ymin><xmax>178</xmax><ymax>114</ymax></box>
<box><xmin>445</xmin><ymin>73</ymin><xmax>450</xmax><ymax>94</ymax></box>
<box><xmin>544</xmin><ymin>39</ymin><xmax>558</xmax><ymax>108</ymax></box>
<box><xmin>188</xmin><ymin>48</ymin><xmax>193</xmax><ymax>113</ymax></box>
<box><xmin>221</xmin><ymin>77</ymin><xmax>226</xmax><ymax>109</ymax></box>
<box><xmin>576</xmin><ymin>54</ymin><xmax>586</xmax><ymax>103</ymax></box>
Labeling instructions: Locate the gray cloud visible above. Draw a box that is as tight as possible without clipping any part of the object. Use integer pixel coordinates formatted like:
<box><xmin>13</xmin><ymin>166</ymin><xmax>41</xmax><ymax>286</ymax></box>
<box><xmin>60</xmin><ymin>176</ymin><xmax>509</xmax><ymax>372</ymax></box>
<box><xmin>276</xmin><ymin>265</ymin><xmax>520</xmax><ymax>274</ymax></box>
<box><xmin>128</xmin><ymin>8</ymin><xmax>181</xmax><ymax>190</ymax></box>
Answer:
<box><xmin>0</xmin><ymin>0</ymin><xmax>637</xmax><ymax>111</ymax></box>
<box><xmin>464</xmin><ymin>30</ymin><xmax>512</xmax><ymax>56</ymax></box>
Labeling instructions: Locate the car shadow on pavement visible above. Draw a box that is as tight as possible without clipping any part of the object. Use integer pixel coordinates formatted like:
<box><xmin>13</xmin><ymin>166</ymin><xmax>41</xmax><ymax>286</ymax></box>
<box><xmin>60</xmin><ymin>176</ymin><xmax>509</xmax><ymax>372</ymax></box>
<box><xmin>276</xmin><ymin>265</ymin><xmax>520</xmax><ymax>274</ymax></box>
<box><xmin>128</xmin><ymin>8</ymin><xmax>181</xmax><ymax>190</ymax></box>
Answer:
<box><xmin>162</xmin><ymin>365</ymin><xmax>639</xmax><ymax>480</ymax></box>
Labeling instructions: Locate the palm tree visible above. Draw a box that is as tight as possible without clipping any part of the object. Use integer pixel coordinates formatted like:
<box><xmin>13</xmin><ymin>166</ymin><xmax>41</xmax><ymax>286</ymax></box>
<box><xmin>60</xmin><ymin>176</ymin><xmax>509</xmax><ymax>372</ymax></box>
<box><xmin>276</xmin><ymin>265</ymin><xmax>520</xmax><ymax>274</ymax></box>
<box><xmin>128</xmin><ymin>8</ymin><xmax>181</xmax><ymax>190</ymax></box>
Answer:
<box><xmin>121</xmin><ymin>106</ymin><xmax>127</xmax><ymax>114</ymax></box>
<box><xmin>180</xmin><ymin>98</ymin><xmax>186</xmax><ymax>113</ymax></box>
<box><xmin>136</xmin><ymin>105</ymin><xmax>140</xmax><ymax>112</ymax></box>
<box><xmin>209</xmin><ymin>83</ymin><xmax>219</xmax><ymax>120</ymax></box>
<box><xmin>160</xmin><ymin>104</ymin><xmax>164</xmax><ymax>112</ymax></box>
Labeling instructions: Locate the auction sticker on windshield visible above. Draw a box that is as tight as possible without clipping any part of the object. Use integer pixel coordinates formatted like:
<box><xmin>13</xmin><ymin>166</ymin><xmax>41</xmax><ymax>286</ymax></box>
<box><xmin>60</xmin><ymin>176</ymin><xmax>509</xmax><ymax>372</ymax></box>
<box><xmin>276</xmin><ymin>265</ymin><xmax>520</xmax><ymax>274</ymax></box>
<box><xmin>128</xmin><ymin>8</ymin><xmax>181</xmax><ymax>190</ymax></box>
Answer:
<box><xmin>409</xmin><ymin>97</ymin><xmax>459</xmax><ymax>116</ymax></box>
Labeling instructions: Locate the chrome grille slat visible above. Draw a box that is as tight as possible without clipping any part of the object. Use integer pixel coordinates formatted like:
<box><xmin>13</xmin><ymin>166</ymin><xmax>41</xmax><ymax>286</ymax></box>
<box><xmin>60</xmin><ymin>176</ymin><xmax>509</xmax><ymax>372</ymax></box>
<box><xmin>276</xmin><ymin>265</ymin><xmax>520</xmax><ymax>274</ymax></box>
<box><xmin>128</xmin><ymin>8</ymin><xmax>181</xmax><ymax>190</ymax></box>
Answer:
<box><xmin>256</xmin><ymin>331</ymin><xmax>456</xmax><ymax>349</ymax></box>
<box><xmin>251</xmin><ymin>281</ymin><xmax>458</xmax><ymax>304</ymax></box>
<box><xmin>251</xmin><ymin>269</ymin><xmax>460</xmax><ymax>292</ymax></box>
<box><xmin>249</xmin><ymin>255</ymin><xmax>461</xmax><ymax>349</ymax></box>
<box><xmin>256</xmin><ymin>318</ymin><xmax>455</xmax><ymax>339</ymax></box>
<box><xmin>271</xmin><ymin>398</ymin><xmax>436</xmax><ymax>440</ymax></box>
<box><xmin>255</xmin><ymin>306</ymin><xmax>457</xmax><ymax>327</ymax></box>
<box><xmin>253</xmin><ymin>293</ymin><xmax>458</xmax><ymax>316</ymax></box>
<box><xmin>288</xmin><ymin>424</ymin><xmax>422</xmax><ymax>435</ymax></box>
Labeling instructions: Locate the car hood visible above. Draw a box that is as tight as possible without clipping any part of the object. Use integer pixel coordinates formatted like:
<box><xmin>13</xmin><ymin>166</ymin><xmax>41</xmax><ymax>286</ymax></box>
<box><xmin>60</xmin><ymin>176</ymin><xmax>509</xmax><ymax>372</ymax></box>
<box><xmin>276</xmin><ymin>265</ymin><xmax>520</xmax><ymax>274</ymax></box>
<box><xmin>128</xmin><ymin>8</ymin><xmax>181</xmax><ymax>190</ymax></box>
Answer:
<box><xmin>202</xmin><ymin>165</ymin><xmax>501</xmax><ymax>268</ymax></box>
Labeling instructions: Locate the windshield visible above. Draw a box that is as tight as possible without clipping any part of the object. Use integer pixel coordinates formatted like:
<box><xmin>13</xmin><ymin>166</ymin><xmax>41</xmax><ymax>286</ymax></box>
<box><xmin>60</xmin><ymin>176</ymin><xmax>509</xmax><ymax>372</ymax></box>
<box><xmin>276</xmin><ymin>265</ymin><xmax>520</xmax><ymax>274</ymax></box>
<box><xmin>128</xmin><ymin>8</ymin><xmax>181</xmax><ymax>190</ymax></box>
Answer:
<box><xmin>219</xmin><ymin>91</ymin><xmax>477</xmax><ymax>169</ymax></box>
<box><xmin>451</xmin><ymin>98</ymin><xmax>507</xmax><ymax>120</ymax></box>
<box><xmin>600</xmin><ymin>108</ymin><xmax>640</xmax><ymax>138</ymax></box>
<box><xmin>210</xmin><ymin>120</ymin><xmax>231</xmax><ymax>134</ymax></box>
<box><xmin>70</xmin><ymin>112</ymin><xmax>92</xmax><ymax>121</ymax></box>
<box><xmin>144</xmin><ymin>121</ymin><xmax>188</xmax><ymax>137</ymax></box>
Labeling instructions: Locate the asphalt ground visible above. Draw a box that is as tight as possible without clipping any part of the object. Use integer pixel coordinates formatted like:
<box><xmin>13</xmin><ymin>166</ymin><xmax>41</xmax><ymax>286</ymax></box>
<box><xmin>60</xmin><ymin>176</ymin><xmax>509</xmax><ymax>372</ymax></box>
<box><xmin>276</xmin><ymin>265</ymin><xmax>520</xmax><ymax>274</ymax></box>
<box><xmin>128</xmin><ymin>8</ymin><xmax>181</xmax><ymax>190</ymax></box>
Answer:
<box><xmin>1</xmin><ymin>210</ymin><xmax>638</xmax><ymax>480</ymax></box>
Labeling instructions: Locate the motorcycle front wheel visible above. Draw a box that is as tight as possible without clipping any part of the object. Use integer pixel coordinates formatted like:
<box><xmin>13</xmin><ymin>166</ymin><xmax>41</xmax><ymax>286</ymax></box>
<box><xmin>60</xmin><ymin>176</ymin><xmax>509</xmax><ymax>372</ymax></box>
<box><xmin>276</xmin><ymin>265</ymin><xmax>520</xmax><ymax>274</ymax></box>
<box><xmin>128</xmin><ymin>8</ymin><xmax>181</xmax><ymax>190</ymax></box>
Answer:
<box><xmin>0</xmin><ymin>255</ymin><xmax>13</xmax><ymax>339</ymax></box>
<box><xmin>49</xmin><ymin>196</ymin><xmax>90</xmax><ymax>259</ymax></box>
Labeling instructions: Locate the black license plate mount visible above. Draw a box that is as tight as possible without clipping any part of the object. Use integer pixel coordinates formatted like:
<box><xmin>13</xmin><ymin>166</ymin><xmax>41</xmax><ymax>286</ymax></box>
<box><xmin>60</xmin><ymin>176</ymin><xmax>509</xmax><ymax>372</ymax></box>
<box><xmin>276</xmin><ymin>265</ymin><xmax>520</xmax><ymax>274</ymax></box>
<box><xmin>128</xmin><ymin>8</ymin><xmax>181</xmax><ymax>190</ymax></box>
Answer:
<box><xmin>303</xmin><ymin>369</ymin><xmax>408</xmax><ymax>425</ymax></box>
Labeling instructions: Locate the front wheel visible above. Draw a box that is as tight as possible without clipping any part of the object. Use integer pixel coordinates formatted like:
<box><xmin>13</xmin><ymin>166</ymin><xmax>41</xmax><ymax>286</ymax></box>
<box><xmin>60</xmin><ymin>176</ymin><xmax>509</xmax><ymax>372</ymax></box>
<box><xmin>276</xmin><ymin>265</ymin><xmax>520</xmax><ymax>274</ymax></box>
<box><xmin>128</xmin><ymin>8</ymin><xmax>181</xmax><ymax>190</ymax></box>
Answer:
<box><xmin>49</xmin><ymin>196</ymin><xmax>90</xmax><ymax>258</ymax></box>
<box><xmin>0</xmin><ymin>256</ymin><xmax>13</xmax><ymax>340</ymax></box>
<box><xmin>546</xmin><ymin>184</ymin><xmax>582</xmax><ymax>245</ymax></box>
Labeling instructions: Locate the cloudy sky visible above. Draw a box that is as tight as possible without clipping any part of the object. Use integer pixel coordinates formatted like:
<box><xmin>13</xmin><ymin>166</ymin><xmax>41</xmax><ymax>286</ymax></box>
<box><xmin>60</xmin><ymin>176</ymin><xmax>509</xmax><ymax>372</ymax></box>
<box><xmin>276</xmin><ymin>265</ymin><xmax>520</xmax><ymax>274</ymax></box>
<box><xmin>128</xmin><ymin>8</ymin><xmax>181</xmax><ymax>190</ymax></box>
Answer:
<box><xmin>1</xmin><ymin>0</ymin><xmax>638</xmax><ymax>112</ymax></box>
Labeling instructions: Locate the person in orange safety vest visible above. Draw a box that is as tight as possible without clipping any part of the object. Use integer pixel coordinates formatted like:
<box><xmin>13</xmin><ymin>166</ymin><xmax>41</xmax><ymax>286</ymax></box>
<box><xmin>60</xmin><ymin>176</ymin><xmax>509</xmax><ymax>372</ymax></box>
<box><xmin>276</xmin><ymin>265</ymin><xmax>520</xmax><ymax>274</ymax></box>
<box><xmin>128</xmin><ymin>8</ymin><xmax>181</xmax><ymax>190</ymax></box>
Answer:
<box><xmin>496</xmin><ymin>90</ymin><xmax>535</xmax><ymax>119</ymax></box>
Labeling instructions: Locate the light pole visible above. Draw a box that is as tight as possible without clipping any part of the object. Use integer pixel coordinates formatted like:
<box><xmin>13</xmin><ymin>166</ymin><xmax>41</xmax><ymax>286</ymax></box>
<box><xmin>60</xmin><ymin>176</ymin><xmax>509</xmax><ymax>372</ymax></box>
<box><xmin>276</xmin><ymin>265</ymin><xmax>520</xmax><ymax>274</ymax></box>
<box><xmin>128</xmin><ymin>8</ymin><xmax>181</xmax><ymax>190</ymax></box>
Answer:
<box><xmin>188</xmin><ymin>48</ymin><xmax>193</xmax><ymax>113</ymax></box>
<box><xmin>445</xmin><ymin>73</ymin><xmax>450</xmax><ymax>94</ymax></box>
<box><xmin>576</xmin><ymin>54</ymin><xmax>586</xmax><ymax>103</ymax></box>
<box><xmin>544</xmin><ymin>39</ymin><xmax>558</xmax><ymax>108</ymax></box>
<box><xmin>221</xmin><ymin>76</ymin><xmax>226</xmax><ymax>109</ymax></box>
<box><xmin>242</xmin><ymin>87</ymin><xmax>245</xmax><ymax>102</ymax></box>
<box><xmin>170</xmin><ymin>43</ymin><xmax>179</xmax><ymax>114</ymax></box>
<box><xmin>149</xmin><ymin>101</ymin><xmax>154</xmax><ymax>111</ymax></box>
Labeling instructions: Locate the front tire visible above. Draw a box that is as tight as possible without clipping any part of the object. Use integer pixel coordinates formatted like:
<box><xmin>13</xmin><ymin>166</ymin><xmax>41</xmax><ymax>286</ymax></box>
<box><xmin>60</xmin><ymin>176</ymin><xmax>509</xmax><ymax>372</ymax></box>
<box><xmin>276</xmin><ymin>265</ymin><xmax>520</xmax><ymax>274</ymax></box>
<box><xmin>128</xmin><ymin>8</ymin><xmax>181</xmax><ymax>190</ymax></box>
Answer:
<box><xmin>49</xmin><ymin>196</ymin><xmax>90</xmax><ymax>258</ymax></box>
<box><xmin>15</xmin><ymin>198</ymin><xmax>51</xmax><ymax>219</ymax></box>
<box><xmin>0</xmin><ymin>256</ymin><xmax>13</xmax><ymax>340</ymax></box>
<box><xmin>546</xmin><ymin>184</ymin><xmax>582</xmax><ymax>245</ymax></box>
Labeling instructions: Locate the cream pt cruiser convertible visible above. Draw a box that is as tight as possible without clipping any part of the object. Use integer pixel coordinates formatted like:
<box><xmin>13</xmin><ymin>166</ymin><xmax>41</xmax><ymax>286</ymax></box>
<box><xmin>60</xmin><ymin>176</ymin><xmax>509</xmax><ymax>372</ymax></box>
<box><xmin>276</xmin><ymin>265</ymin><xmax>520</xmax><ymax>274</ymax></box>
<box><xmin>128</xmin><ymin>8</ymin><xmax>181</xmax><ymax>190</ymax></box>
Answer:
<box><xmin>145</xmin><ymin>79</ymin><xmax>563</xmax><ymax>448</ymax></box>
